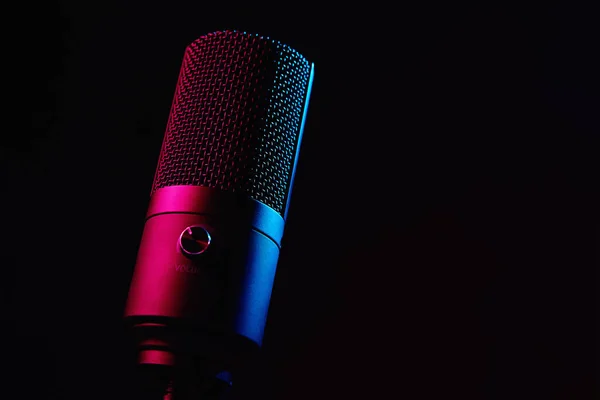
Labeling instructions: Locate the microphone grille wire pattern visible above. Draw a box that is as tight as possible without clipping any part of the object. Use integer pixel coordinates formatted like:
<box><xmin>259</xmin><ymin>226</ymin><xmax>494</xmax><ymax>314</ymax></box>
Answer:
<box><xmin>151</xmin><ymin>31</ymin><xmax>312</xmax><ymax>217</ymax></box>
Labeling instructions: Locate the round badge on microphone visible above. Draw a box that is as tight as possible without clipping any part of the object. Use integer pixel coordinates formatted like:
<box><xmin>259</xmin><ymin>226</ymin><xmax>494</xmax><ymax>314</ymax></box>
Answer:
<box><xmin>179</xmin><ymin>225</ymin><xmax>211</xmax><ymax>256</ymax></box>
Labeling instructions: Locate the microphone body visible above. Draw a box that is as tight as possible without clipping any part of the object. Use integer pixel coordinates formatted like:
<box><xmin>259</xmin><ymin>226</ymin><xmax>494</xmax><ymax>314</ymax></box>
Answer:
<box><xmin>123</xmin><ymin>30</ymin><xmax>314</xmax><ymax>390</ymax></box>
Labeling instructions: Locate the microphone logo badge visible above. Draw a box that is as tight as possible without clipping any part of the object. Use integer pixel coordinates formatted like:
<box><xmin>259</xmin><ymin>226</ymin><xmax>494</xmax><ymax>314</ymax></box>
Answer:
<box><xmin>174</xmin><ymin>264</ymin><xmax>200</xmax><ymax>274</ymax></box>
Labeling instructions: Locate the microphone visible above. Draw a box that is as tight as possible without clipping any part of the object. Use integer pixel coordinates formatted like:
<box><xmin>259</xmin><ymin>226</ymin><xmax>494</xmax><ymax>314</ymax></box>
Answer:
<box><xmin>123</xmin><ymin>30</ymin><xmax>314</xmax><ymax>397</ymax></box>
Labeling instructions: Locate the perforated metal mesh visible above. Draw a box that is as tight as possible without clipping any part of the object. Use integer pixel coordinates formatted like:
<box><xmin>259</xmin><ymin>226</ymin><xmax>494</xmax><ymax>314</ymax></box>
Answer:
<box><xmin>151</xmin><ymin>31</ymin><xmax>311</xmax><ymax>216</ymax></box>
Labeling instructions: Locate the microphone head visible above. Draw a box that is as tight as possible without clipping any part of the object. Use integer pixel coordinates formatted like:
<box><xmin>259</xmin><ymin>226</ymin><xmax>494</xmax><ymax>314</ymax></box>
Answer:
<box><xmin>151</xmin><ymin>30</ymin><xmax>313</xmax><ymax>218</ymax></box>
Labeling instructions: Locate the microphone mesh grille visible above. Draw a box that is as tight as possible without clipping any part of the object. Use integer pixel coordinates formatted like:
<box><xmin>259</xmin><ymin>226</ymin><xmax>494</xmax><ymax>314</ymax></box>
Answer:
<box><xmin>151</xmin><ymin>31</ymin><xmax>311</xmax><ymax>216</ymax></box>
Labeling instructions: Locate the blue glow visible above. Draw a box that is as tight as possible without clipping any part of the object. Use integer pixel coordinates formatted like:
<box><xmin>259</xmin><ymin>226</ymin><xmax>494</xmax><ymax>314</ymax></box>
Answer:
<box><xmin>284</xmin><ymin>62</ymin><xmax>314</xmax><ymax>221</ymax></box>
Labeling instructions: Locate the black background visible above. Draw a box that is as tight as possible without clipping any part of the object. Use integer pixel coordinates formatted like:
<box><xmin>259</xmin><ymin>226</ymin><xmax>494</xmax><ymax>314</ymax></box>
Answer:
<box><xmin>2</xmin><ymin>1</ymin><xmax>597</xmax><ymax>399</ymax></box>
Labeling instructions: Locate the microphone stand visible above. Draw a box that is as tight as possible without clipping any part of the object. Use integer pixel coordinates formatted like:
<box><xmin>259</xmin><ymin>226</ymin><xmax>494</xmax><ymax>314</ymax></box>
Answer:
<box><xmin>126</xmin><ymin>319</ymin><xmax>262</xmax><ymax>400</ymax></box>
<box><xmin>136</xmin><ymin>359</ymin><xmax>233</xmax><ymax>400</ymax></box>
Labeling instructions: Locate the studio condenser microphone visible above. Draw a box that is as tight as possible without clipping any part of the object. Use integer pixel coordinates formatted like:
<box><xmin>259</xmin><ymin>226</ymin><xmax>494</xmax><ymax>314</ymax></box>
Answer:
<box><xmin>123</xmin><ymin>30</ymin><xmax>314</xmax><ymax>398</ymax></box>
